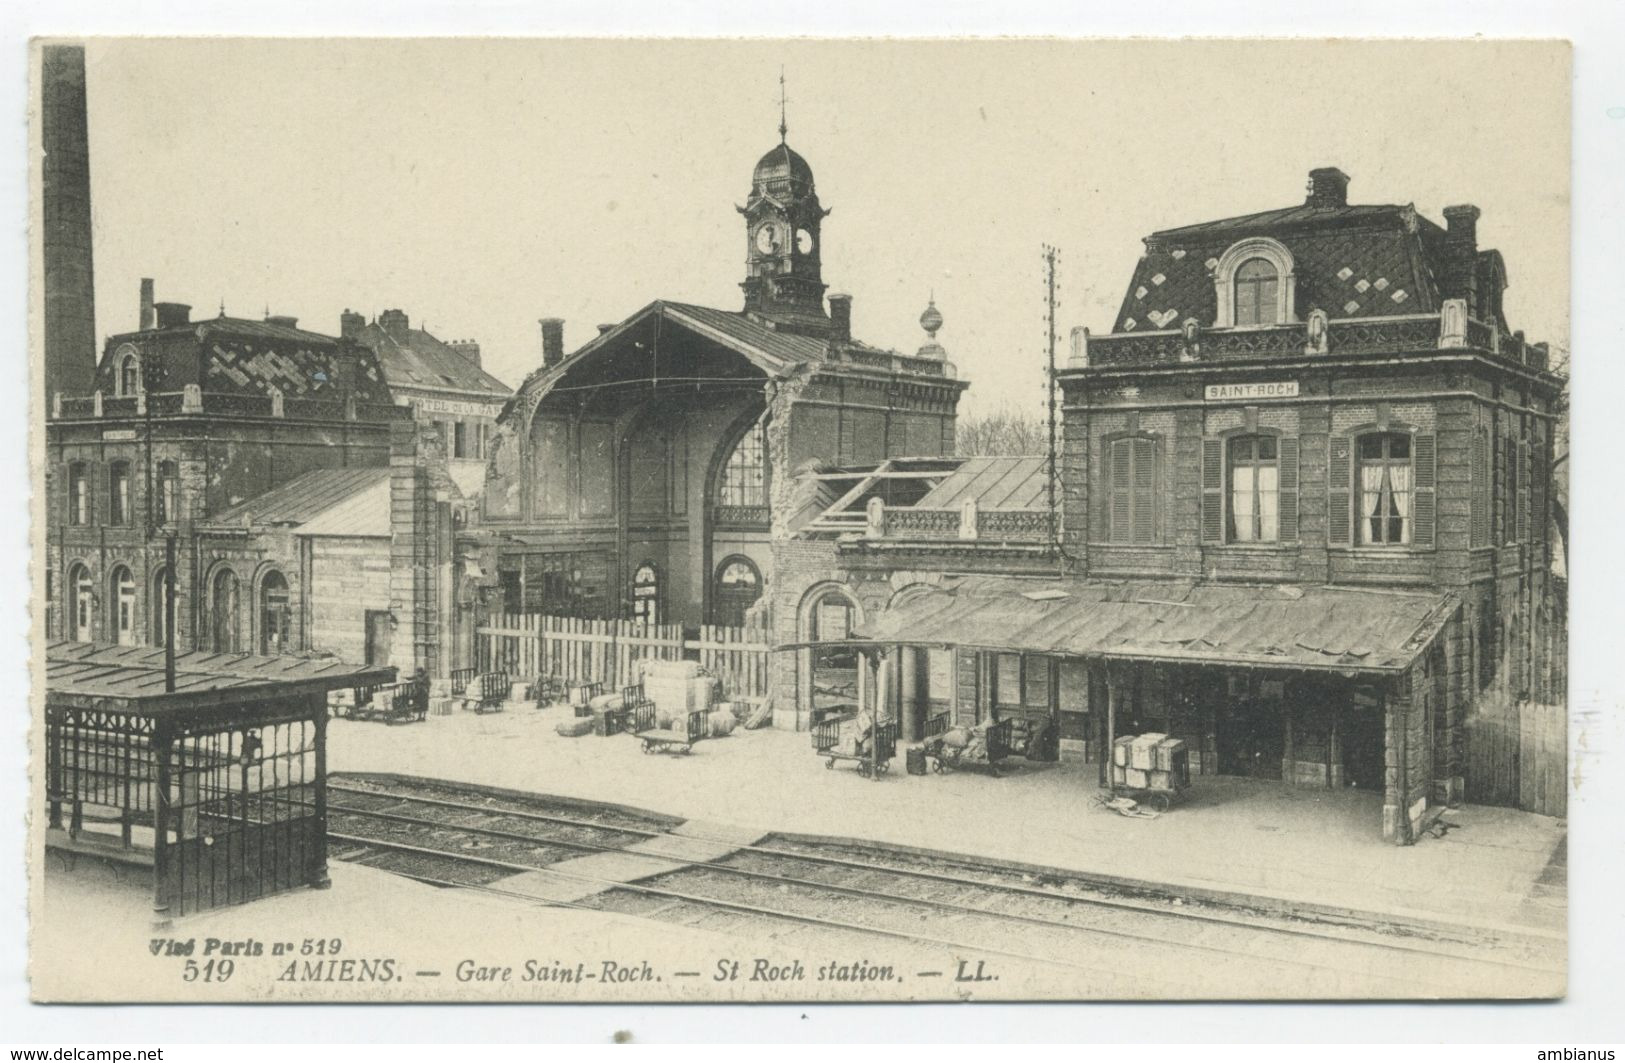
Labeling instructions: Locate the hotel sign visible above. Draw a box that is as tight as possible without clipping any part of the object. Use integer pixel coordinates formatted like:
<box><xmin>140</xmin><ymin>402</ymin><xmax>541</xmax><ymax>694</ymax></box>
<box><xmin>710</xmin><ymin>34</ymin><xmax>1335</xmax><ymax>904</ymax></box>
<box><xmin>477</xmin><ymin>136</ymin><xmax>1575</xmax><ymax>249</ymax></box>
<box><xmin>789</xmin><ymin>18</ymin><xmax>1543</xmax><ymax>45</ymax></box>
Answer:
<box><xmin>1204</xmin><ymin>381</ymin><xmax>1299</xmax><ymax>401</ymax></box>
<box><xmin>414</xmin><ymin>396</ymin><xmax>500</xmax><ymax>417</ymax></box>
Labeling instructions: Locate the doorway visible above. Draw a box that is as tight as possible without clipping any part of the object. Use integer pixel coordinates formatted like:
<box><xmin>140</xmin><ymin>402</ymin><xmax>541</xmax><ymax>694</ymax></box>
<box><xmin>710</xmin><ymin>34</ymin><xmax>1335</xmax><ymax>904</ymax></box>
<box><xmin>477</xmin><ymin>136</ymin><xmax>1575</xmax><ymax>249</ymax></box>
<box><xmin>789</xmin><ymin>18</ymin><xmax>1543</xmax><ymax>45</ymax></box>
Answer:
<box><xmin>1342</xmin><ymin>685</ymin><xmax>1386</xmax><ymax>792</ymax></box>
<box><xmin>1217</xmin><ymin>675</ymin><xmax>1284</xmax><ymax>779</ymax></box>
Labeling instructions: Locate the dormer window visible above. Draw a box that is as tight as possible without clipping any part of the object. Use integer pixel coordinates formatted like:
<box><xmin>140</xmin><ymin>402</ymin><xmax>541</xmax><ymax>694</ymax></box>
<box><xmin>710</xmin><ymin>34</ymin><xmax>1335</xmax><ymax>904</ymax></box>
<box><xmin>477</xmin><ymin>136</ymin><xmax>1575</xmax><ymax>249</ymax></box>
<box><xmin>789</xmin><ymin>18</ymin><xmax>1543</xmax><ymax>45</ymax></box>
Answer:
<box><xmin>116</xmin><ymin>348</ymin><xmax>141</xmax><ymax>396</ymax></box>
<box><xmin>1233</xmin><ymin>259</ymin><xmax>1279</xmax><ymax>326</ymax></box>
<box><xmin>1213</xmin><ymin>237</ymin><xmax>1296</xmax><ymax>327</ymax></box>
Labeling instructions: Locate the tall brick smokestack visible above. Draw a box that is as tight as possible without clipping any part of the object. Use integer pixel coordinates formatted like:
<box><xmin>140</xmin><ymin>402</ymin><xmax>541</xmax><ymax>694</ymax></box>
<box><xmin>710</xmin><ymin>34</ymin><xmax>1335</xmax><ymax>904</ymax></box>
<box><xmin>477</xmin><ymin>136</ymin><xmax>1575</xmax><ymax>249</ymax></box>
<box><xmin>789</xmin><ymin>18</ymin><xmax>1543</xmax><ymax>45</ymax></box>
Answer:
<box><xmin>41</xmin><ymin>44</ymin><xmax>98</xmax><ymax>405</ymax></box>
<box><xmin>139</xmin><ymin>278</ymin><xmax>155</xmax><ymax>330</ymax></box>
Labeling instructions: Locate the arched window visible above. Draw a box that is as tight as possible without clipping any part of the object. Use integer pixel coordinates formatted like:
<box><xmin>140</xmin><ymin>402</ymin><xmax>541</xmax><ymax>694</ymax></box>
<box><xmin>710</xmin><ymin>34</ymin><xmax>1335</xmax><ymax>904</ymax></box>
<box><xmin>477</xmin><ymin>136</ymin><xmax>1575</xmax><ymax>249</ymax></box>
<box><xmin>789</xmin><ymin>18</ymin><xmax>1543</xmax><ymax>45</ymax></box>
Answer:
<box><xmin>1233</xmin><ymin>258</ymin><xmax>1280</xmax><ymax>326</ymax></box>
<box><xmin>108</xmin><ymin>461</ymin><xmax>131</xmax><ymax>525</ymax></box>
<box><xmin>156</xmin><ymin>461</ymin><xmax>178</xmax><ymax>524</ymax></box>
<box><xmin>260</xmin><ymin>570</ymin><xmax>291</xmax><ymax>655</ymax></box>
<box><xmin>68</xmin><ymin>463</ymin><xmax>90</xmax><ymax>526</ymax></box>
<box><xmin>717</xmin><ymin>421</ymin><xmax>767</xmax><ymax>508</ymax></box>
<box><xmin>151</xmin><ymin>567</ymin><xmax>172</xmax><ymax>648</ymax></box>
<box><xmin>1213</xmin><ymin>237</ymin><xmax>1295</xmax><ymax>327</ymax></box>
<box><xmin>1227</xmin><ymin>435</ymin><xmax>1279</xmax><ymax>542</ymax></box>
<box><xmin>630</xmin><ymin>562</ymin><xmax>660</xmax><ymax>625</ymax></box>
<box><xmin>1357</xmin><ymin>432</ymin><xmax>1413</xmax><ymax>545</ymax></box>
<box><xmin>118</xmin><ymin>354</ymin><xmax>141</xmax><ymax>397</ymax></box>
<box><xmin>803</xmin><ymin>585</ymin><xmax>861</xmax><ymax>716</ymax></box>
<box><xmin>212</xmin><ymin>568</ymin><xmax>242</xmax><ymax>653</ymax></box>
<box><xmin>69</xmin><ymin>563</ymin><xmax>93</xmax><ymax>642</ymax></box>
<box><xmin>711</xmin><ymin>555</ymin><xmax>762</xmax><ymax>627</ymax></box>
<box><xmin>111</xmin><ymin>565</ymin><xmax>136</xmax><ymax>646</ymax></box>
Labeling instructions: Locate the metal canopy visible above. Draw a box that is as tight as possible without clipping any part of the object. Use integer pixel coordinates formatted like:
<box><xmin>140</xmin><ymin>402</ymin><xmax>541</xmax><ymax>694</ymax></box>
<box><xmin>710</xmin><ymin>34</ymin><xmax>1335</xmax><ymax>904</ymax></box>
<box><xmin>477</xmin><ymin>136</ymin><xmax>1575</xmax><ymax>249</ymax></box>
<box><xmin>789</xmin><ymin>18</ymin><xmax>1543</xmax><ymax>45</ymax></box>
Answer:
<box><xmin>823</xmin><ymin>577</ymin><xmax>1459</xmax><ymax>675</ymax></box>
<box><xmin>45</xmin><ymin>641</ymin><xmax>395</xmax><ymax>711</ymax></box>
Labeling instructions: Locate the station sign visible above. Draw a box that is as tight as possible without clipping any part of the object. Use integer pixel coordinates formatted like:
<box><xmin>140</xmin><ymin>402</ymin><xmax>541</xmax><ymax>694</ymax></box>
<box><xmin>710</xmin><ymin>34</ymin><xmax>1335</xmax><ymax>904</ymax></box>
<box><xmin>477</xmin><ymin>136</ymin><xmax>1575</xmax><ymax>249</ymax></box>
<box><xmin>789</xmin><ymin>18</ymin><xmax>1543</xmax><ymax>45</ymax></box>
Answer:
<box><xmin>1203</xmin><ymin>381</ymin><xmax>1299</xmax><ymax>401</ymax></box>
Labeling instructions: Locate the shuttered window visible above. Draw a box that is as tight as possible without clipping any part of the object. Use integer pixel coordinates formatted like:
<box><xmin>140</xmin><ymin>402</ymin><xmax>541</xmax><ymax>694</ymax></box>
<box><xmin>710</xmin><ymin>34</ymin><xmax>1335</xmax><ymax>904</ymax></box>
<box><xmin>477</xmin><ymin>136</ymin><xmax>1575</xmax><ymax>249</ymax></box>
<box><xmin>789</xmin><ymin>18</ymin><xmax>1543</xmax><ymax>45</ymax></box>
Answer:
<box><xmin>1351</xmin><ymin>431</ymin><xmax>1436</xmax><ymax>547</ymax></box>
<box><xmin>1107</xmin><ymin>436</ymin><xmax>1159</xmax><ymax>543</ymax></box>
<box><xmin>1208</xmin><ymin>435</ymin><xmax>1297</xmax><ymax>543</ymax></box>
<box><xmin>1471</xmin><ymin>428</ymin><xmax>1490</xmax><ymax>547</ymax></box>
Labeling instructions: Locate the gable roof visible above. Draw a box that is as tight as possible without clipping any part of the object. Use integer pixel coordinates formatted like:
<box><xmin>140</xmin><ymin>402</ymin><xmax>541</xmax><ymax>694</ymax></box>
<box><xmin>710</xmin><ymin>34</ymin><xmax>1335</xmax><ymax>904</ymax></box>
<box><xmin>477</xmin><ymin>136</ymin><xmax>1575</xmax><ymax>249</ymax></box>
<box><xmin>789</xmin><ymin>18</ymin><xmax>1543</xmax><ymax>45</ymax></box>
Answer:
<box><xmin>356</xmin><ymin>322</ymin><xmax>512</xmax><ymax>397</ymax></box>
<box><xmin>204</xmin><ymin>466</ymin><xmax>391</xmax><ymax>530</ymax></box>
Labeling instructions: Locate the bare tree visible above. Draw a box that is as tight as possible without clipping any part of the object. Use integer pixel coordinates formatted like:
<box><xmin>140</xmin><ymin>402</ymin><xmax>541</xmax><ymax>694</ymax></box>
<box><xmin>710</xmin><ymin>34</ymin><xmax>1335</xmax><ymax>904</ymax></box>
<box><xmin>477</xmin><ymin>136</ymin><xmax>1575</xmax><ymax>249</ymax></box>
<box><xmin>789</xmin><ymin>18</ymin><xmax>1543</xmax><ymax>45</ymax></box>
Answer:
<box><xmin>956</xmin><ymin>402</ymin><xmax>1047</xmax><ymax>456</ymax></box>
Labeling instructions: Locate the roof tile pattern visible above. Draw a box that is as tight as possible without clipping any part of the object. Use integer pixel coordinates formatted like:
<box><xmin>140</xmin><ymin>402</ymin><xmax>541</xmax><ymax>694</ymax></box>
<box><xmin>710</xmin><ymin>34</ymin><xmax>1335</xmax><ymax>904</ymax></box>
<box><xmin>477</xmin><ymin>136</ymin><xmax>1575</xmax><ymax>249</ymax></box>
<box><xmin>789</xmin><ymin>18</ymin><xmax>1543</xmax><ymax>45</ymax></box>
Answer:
<box><xmin>1112</xmin><ymin>204</ymin><xmax>1445</xmax><ymax>333</ymax></box>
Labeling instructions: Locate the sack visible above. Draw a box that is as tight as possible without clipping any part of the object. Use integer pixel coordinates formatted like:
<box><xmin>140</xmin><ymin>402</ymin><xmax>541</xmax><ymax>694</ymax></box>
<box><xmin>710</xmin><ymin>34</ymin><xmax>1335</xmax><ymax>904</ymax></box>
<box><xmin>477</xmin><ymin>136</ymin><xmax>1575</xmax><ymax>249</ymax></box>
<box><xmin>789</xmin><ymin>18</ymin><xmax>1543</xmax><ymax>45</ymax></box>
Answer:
<box><xmin>942</xmin><ymin>727</ymin><xmax>971</xmax><ymax>749</ymax></box>
<box><xmin>707</xmin><ymin>709</ymin><xmax>736</xmax><ymax>738</ymax></box>
<box><xmin>554</xmin><ymin>718</ymin><xmax>594</xmax><ymax>738</ymax></box>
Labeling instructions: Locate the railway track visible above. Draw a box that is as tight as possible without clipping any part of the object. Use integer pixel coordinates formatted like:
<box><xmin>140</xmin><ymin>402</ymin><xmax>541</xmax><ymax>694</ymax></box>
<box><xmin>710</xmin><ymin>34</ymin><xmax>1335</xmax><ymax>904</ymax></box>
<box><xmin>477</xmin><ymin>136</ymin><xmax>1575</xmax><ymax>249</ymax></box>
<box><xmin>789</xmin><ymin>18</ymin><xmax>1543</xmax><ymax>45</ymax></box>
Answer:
<box><xmin>323</xmin><ymin>773</ymin><xmax>1564</xmax><ymax>998</ymax></box>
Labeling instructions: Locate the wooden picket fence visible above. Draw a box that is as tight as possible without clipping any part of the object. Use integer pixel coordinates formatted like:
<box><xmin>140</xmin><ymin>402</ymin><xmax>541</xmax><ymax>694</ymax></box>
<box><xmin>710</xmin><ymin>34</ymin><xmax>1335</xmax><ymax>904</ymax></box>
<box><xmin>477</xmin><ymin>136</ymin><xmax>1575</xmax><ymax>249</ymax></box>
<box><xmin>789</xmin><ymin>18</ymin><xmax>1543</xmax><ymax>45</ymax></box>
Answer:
<box><xmin>474</xmin><ymin>613</ymin><xmax>771</xmax><ymax>701</ymax></box>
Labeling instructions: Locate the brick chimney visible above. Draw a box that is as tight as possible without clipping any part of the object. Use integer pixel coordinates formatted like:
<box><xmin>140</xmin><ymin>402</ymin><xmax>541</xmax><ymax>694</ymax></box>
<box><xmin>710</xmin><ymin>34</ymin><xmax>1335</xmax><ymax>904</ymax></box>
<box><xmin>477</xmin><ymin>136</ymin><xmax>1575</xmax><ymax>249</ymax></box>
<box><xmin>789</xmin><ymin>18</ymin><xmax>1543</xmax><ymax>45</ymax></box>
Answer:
<box><xmin>828</xmin><ymin>293</ymin><xmax>852</xmax><ymax>343</ymax></box>
<box><xmin>447</xmin><ymin>338</ymin><xmax>481</xmax><ymax>368</ymax></box>
<box><xmin>154</xmin><ymin>302</ymin><xmax>191</xmax><ymax>328</ymax></box>
<box><xmin>540</xmin><ymin>318</ymin><xmax>565</xmax><ymax>367</ymax></box>
<box><xmin>379</xmin><ymin>308</ymin><xmax>410</xmax><ymax>341</ymax></box>
<box><xmin>340</xmin><ymin>309</ymin><xmax>365</xmax><ymax>340</ymax></box>
<box><xmin>139</xmin><ymin>278</ymin><xmax>155</xmax><ymax>331</ymax></box>
<box><xmin>1306</xmin><ymin>167</ymin><xmax>1350</xmax><ymax>209</ymax></box>
<box><xmin>1441</xmin><ymin>204</ymin><xmax>1481</xmax><ymax>311</ymax></box>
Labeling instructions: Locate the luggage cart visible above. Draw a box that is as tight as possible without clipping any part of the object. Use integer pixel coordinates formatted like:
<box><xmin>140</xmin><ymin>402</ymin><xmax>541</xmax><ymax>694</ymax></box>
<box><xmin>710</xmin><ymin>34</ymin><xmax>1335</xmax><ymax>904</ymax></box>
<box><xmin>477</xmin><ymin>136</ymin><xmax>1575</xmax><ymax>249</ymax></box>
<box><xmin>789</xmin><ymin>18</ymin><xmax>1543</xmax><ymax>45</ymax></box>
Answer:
<box><xmin>631</xmin><ymin>698</ymin><xmax>707</xmax><ymax>755</ymax></box>
<box><xmin>1107</xmin><ymin>735</ymin><xmax>1192</xmax><ymax>812</ymax></box>
<box><xmin>812</xmin><ymin>711</ymin><xmax>897</xmax><ymax>779</ymax></box>
<box><xmin>927</xmin><ymin>717</ymin><xmax>1015</xmax><ymax>777</ymax></box>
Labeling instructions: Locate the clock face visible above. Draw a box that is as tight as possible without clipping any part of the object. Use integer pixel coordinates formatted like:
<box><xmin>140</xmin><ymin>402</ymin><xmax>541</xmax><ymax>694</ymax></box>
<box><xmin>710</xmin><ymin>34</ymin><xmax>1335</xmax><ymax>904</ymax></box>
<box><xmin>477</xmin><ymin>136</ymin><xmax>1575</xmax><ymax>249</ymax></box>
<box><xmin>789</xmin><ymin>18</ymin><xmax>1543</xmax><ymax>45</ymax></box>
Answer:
<box><xmin>796</xmin><ymin>228</ymin><xmax>815</xmax><ymax>255</ymax></box>
<box><xmin>755</xmin><ymin>225</ymin><xmax>779</xmax><ymax>254</ymax></box>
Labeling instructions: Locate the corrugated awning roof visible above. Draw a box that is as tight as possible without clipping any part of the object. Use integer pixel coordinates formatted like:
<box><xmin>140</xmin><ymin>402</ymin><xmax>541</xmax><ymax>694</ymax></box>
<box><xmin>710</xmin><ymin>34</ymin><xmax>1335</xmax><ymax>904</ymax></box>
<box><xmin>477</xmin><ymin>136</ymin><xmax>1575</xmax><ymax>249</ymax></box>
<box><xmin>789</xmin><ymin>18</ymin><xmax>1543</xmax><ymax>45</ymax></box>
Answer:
<box><xmin>205</xmin><ymin>466</ymin><xmax>391</xmax><ymax>528</ymax></box>
<box><xmin>844</xmin><ymin>577</ymin><xmax>1457</xmax><ymax>674</ymax></box>
<box><xmin>46</xmin><ymin>641</ymin><xmax>393</xmax><ymax>710</ymax></box>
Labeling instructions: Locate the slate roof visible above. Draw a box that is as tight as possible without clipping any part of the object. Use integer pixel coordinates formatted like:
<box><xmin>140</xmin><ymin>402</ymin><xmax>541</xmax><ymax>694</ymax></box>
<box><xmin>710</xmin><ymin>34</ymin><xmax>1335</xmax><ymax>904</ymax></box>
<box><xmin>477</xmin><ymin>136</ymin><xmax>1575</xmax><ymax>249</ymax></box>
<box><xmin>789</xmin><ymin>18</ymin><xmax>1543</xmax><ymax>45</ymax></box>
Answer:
<box><xmin>46</xmin><ymin>640</ymin><xmax>393</xmax><ymax>709</ymax></box>
<box><xmin>914</xmin><ymin>456</ymin><xmax>1050</xmax><ymax>510</ymax></box>
<box><xmin>204</xmin><ymin>466</ymin><xmax>391</xmax><ymax>529</ymax></box>
<box><xmin>355</xmin><ymin>322</ymin><xmax>512</xmax><ymax>397</ymax></box>
<box><xmin>850</xmin><ymin>576</ymin><xmax>1458</xmax><ymax>675</ymax></box>
<box><xmin>97</xmin><ymin>315</ymin><xmax>394</xmax><ymax>404</ymax></box>
<box><xmin>1113</xmin><ymin>201</ymin><xmax>1447</xmax><ymax>333</ymax></box>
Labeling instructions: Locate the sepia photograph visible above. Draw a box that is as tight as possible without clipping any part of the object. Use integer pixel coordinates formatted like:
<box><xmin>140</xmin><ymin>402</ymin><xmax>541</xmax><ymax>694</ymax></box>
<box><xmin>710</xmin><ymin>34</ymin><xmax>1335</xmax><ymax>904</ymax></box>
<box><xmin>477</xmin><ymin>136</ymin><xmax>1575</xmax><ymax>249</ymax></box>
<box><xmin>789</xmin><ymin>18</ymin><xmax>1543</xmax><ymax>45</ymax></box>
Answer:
<box><xmin>25</xmin><ymin>34</ymin><xmax>1578</xmax><ymax>1011</ymax></box>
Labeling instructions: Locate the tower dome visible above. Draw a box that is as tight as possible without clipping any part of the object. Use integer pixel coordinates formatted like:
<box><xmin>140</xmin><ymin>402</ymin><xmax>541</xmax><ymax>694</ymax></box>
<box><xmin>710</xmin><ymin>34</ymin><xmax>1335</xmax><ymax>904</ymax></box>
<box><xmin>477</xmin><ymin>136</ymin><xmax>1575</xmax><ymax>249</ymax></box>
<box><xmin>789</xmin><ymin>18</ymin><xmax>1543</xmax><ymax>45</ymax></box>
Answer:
<box><xmin>752</xmin><ymin>142</ymin><xmax>816</xmax><ymax>195</ymax></box>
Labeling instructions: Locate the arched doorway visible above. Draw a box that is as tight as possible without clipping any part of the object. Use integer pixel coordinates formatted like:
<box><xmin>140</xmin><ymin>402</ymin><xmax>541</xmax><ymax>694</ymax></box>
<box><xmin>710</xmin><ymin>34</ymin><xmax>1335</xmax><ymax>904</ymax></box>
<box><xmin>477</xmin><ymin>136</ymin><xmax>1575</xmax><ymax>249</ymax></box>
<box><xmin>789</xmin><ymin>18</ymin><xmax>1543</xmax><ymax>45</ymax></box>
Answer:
<box><xmin>151</xmin><ymin>567</ymin><xmax>172</xmax><ymax>648</ymax></box>
<box><xmin>799</xmin><ymin>584</ymin><xmax>863</xmax><ymax>722</ymax></box>
<box><xmin>631</xmin><ymin>561</ymin><xmax>660</xmax><ymax>625</ymax></box>
<box><xmin>110</xmin><ymin>565</ymin><xmax>136</xmax><ymax>646</ymax></box>
<box><xmin>711</xmin><ymin>555</ymin><xmax>761</xmax><ymax>627</ymax></box>
<box><xmin>212</xmin><ymin>567</ymin><xmax>242</xmax><ymax>653</ymax></box>
<box><xmin>69</xmin><ymin>563</ymin><xmax>93</xmax><ymax>642</ymax></box>
<box><xmin>259</xmin><ymin>570</ymin><xmax>291</xmax><ymax>655</ymax></box>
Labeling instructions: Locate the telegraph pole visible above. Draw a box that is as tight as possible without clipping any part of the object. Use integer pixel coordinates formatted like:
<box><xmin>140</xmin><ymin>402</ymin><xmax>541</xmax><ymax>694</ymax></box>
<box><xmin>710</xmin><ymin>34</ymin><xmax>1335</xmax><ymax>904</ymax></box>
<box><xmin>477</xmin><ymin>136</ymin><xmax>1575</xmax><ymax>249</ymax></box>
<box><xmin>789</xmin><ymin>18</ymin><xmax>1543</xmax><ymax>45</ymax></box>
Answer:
<box><xmin>141</xmin><ymin>344</ymin><xmax>176</xmax><ymax>692</ymax></box>
<box><xmin>1043</xmin><ymin>244</ymin><xmax>1061</xmax><ymax>566</ymax></box>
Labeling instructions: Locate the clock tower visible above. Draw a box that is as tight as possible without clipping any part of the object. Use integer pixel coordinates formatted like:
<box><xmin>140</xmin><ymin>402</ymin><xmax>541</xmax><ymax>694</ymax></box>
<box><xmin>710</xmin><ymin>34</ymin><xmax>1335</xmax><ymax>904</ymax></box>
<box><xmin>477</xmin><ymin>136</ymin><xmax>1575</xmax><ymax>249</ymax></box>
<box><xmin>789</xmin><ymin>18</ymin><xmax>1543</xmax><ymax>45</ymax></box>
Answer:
<box><xmin>739</xmin><ymin>133</ymin><xmax>831</xmax><ymax>334</ymax></box>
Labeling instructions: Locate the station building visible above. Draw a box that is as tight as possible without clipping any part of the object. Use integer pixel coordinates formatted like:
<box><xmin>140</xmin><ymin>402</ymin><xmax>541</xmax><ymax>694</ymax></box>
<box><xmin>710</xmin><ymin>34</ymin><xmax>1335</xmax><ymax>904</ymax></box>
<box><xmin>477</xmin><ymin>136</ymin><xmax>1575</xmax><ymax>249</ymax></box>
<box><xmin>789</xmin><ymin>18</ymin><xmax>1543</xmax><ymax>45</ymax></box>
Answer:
<box><xmin>455</xmin><ymin>132</ymin><xmax>968</xmax><ymax>654</ymax></box>
<box><xmin>782</xmin><ymin>168</ymin><xmax>1566</xmax><ymax>843</ymax></box>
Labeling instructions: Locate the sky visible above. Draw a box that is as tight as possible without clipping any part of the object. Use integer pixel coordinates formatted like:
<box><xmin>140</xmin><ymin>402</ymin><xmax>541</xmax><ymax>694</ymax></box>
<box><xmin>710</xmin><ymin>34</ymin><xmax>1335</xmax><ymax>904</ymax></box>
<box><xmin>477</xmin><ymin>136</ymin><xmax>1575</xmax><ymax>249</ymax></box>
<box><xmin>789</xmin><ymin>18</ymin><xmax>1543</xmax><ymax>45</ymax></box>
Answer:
<box><xmin>73</xmin><ymin>38</ymin><xmax>1569</xmax><ymax>417</ymax></box>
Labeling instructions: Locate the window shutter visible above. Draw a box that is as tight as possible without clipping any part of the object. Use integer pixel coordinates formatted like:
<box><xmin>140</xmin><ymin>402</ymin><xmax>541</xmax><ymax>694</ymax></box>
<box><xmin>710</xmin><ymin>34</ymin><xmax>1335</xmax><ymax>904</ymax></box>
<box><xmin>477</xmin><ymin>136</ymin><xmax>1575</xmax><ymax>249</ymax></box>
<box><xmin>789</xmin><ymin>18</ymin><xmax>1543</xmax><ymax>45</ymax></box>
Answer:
<box><xmin>1132</xmin><ymin>437</ymin><xmax>1156</xmax><ymax>543</ymax></box>
<box><xmin>1200</xmin><ymin>438</ymin><xmax>1223</xmax><ymax>543</ymax></box>
<box><xmin>1278</xmin><ymin>437</ymin><xmax>1299</xmax><ymax>541</ymax></box>
<box><xmin>1471</xmin><ymin>430</ymin><xmax>1488</xmax><ymax>547</ymax></box>
<box><xmin>1109</xmin><ymin>439</ymin><xmax>1131</xmax><ymax>542</ymax></box>
<box><xmin>1327</xmin><ymin>437</ymin><xmax>1352</xmax><ymax>545</ymax></box>
<box><xmin>1412</xmin><ymin>432</ymin><xmax>1437</xmax><ymax>548</ymax></box>
<box><xmin>1517</xmin><ymin>437</ymin><xmax>1530</xmax><ymax>543</ymax></box>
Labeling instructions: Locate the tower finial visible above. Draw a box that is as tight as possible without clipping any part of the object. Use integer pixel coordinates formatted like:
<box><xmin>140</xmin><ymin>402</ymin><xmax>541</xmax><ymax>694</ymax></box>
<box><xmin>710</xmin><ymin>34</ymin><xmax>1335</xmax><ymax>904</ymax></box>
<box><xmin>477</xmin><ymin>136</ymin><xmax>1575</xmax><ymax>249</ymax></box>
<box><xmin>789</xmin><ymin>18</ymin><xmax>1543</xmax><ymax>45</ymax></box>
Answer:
<box><xmin>778</xmin><ymin>67</ymin><xmax>788</xmax><ymax>143</ymax></box>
